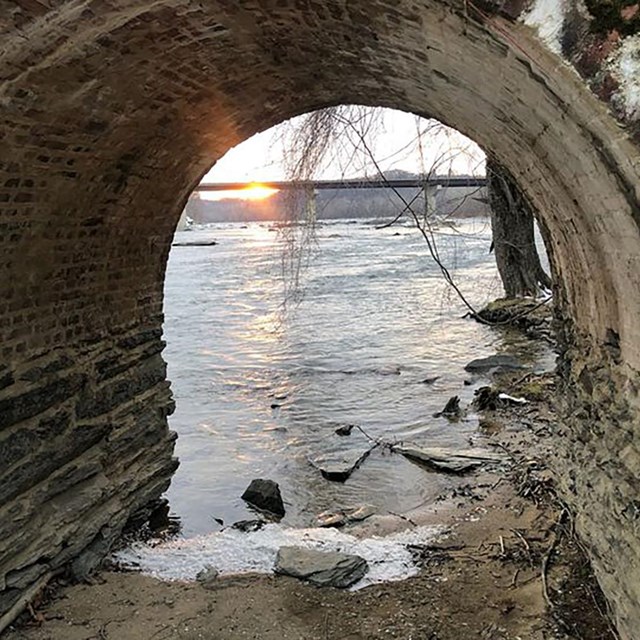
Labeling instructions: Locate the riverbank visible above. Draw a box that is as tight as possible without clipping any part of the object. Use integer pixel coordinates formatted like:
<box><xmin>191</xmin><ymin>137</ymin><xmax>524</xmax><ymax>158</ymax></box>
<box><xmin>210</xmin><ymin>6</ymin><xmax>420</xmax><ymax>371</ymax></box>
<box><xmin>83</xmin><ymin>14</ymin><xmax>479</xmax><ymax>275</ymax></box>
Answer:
<box><xmin>5</xmin><ymin>365</ymin><xmax>616</xmax><ymax>640</ymax></box>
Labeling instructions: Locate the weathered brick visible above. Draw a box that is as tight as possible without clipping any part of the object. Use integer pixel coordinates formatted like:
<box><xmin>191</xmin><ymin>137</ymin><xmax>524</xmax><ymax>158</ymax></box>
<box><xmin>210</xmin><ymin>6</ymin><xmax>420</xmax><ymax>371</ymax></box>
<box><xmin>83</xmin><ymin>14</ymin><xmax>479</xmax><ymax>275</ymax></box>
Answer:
<box><xmin>0</xmin><ymin>376</ymin><xmax>84</xmax><ymax>430</ymax></box>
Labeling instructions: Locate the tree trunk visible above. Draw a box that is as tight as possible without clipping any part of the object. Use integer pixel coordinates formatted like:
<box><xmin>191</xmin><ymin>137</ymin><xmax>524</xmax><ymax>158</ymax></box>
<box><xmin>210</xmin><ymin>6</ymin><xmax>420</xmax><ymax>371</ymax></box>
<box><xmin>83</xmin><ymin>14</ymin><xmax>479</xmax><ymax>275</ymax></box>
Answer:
<box><xmin>487</xmin><ymin>157</ymin><xmax>552</xmax><ymax>298</ymax></box>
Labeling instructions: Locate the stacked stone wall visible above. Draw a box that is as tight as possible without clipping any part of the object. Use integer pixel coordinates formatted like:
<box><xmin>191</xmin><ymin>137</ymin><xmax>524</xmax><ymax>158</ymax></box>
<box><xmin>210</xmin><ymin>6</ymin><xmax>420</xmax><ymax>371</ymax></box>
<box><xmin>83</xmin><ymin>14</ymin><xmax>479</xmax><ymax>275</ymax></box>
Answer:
<box><xmin>0</xmin><ymin>324</ymin><xmax>177</xmax><ymax>628</ymax></box>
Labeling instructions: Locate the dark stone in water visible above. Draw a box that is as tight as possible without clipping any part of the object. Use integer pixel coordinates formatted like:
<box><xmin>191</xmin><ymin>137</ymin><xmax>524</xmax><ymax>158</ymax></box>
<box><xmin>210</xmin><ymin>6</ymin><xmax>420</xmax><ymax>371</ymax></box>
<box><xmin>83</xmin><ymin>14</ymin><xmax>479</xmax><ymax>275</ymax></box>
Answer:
<box><xmin>421</xmin><ymin>376</ymin><xmax>440</xmax><ymax>385</ymax></box>
<box><xmin>172</xmin><ymin>240</ymin><xmax>218</xmax><ymax>246</ymax></box>
<box><xmin>335</xmin><ymin>424</ymin><xmax>354</xmax><ymax>436</ymax></box>
<box><xmin>464</xmin><ymin>354</ymin><xmax>524</xmax><ymax>374</ymax></box>
<box><xmin>434</xmin><ymin>395</ymin><xmax>461</xmax><ymax>418</ymax></box>
<box><xmin>231</xmin><ymin>519</ymin><xmax>265</xmax><ymax>532</ymax></box>
<box><xmin>241</xmin><ymin>479</ymin><xmax>285</xmax><ymax>517</ymax></box>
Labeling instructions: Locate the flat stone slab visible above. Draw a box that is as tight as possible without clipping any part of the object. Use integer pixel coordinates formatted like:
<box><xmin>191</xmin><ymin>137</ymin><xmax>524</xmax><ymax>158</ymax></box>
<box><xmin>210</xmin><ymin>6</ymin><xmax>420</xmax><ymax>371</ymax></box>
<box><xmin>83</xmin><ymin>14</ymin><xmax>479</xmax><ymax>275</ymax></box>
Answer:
<box><xmin>394</xmin><ymin>444</ymin><xmax>505</xmax><ymax>474</ymax></box>
<box><xmin>310</xmin><ymin>429</ymin><xmax>377</xmax><ymax>482</ymax></box>
<box><xmin>464</xmin><ymin>354</ymin><xmax>525</xmax><ymax>374</ymax></box>
<box><xmin>275</xmin><ymin>547</ymin><xmax>368</xmax><ymax>588</ymax></box>
<box><xmin>311</xmin><ymin>446</ymin><xmax>376</xmax><ymax>482</ymax></box>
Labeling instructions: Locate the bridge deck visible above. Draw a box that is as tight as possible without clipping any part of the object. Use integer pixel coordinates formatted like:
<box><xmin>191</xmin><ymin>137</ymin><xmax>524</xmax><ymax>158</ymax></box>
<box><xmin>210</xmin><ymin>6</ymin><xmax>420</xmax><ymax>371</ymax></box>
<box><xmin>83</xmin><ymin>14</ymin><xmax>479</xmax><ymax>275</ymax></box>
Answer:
<box><xmin>194</xmin><ymin>177</ymin><xmax>486</xmax><ymax>191</ymax></box>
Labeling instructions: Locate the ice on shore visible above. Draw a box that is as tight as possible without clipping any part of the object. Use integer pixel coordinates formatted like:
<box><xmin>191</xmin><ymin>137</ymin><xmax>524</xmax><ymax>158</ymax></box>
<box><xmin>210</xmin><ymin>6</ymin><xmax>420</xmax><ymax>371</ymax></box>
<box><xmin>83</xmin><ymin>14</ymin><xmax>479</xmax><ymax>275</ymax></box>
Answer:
<box><xmin>114</xmin><ymin>522</ymin><xmax>446</xmax><ymax>590</ymax></box>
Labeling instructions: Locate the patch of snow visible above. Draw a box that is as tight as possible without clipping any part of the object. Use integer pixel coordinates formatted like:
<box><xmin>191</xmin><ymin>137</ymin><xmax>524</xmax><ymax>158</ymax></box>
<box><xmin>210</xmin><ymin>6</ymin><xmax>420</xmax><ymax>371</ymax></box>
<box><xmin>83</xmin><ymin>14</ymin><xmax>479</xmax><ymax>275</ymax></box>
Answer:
<box><xmin>498</xmin><ymin>393</ymin><xmax>528</xmax><ymax>404</ymax></box>
<box><xmin>113</xmin><ymin>523</ymin><xmax>446</xmax><ymax>590</ymax></box>
<box><xmin>609</xmin><ymin>35</ymin><xmax>640</xmax><ymax>120</ymax></box>
<box><xmin>522</xmin><ymin>0</ymin><xmax>567</xmax><ymax>55</ymax></box>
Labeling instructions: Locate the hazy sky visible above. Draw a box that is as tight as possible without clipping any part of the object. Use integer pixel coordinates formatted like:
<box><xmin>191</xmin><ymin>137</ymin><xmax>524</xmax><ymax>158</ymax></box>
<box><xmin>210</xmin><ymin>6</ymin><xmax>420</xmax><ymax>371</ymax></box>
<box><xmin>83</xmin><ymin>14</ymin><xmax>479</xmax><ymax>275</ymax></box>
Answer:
<box><xmin>202</xmin><ymin>108</ymin><xmax>485</xmax><ymax>198</ymax></box>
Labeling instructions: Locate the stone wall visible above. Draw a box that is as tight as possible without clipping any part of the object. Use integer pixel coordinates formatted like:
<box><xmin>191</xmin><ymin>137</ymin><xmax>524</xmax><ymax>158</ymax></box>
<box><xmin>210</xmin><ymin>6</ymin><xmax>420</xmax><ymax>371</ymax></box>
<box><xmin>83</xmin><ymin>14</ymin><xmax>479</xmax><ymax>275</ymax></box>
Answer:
<box><xmin>1</xmin><ymin>1</ymin><xmax>639</xmax><ymax>637</ymax></box>
<box><xmin>0</xmin><ymin>324</ymin><xmax>178</xmax><ymax>628</ymax></box>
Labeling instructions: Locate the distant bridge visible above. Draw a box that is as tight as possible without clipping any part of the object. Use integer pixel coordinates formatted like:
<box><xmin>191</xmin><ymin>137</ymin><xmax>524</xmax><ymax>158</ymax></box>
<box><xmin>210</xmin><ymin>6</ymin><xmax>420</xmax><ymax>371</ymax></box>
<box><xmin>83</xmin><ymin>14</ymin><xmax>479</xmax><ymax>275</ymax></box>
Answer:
<box><xmin>194</xmin><ymin>176</ymin><xmax>487</xmax><ymax>192</ymax></box>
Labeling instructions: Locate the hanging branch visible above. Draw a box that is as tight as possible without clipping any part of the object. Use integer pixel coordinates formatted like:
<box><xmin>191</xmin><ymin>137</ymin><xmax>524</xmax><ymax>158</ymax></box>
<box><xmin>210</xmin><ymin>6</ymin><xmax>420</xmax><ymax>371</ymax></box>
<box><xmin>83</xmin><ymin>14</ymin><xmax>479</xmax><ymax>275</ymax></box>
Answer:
<box><xmin>275</xmin><ymin>106</ymin><xmax>550</xmax><ymax>326</ymax></box>
<box><xmin>332</xmin><ymin>111</ymin><xmax>487</xmax><ymax>319</ymax></box>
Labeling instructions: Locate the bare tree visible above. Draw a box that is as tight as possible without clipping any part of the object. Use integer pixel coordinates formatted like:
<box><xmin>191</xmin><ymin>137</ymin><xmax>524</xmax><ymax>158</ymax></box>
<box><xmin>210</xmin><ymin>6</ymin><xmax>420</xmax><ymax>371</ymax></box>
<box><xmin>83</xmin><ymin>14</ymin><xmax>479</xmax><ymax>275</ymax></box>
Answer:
<box><xmin>486</xmin><ymin>157</ymin><xmax>551</xmax><ymax>298</ymax></box>
<box><xmin>274</xmin><ymin>105</ymin><xmax>490</xmax><ymax>312</ymax></box>
<box><xmin>274</xmin><ymin>106</ymin><xmax>551</xmax><ymax>319</ymax></box>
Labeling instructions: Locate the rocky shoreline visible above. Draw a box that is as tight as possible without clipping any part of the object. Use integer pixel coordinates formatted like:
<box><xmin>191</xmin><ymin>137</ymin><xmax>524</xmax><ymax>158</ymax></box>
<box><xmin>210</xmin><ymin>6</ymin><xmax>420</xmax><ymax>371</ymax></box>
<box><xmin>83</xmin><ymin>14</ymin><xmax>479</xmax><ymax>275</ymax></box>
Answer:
<box><xmin>5</xmin><ymin>300</ymin><xmax>617</xmax><ymax>640</ymax></box>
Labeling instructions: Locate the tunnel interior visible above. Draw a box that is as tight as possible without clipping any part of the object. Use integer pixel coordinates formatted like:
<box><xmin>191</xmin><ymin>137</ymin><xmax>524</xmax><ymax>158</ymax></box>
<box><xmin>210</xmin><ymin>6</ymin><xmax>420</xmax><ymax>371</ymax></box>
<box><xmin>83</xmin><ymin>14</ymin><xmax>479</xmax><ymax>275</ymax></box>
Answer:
<box><xmin>1</xmin><ymin>2</ymin><xmax>640</xmax><ymax>637</ymax></box>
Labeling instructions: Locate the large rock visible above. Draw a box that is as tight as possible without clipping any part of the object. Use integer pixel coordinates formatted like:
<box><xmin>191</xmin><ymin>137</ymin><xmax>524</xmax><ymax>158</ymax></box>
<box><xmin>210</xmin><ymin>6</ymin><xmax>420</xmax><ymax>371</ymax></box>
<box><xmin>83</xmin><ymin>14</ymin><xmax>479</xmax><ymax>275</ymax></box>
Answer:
<box><xmin>275</xmin><ymin>547</ymin><xmax>368</xmax><ymax>588</ymax></box>
<box><xmin>241</xmin><ymin>479</ymin><xmax>285</xmax><ymax>517</ymax></box>
<box><xmin>464</xmin><ymin>354</ymin><xmax>524</xmax><ymax>374</ymax></box>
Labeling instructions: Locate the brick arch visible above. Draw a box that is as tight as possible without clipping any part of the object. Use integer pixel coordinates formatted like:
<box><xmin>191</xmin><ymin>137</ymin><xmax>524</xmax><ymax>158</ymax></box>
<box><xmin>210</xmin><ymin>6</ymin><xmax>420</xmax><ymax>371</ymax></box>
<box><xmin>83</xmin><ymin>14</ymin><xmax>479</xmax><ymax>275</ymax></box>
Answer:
<box><xmin>1</xmin><ymin>2</ymin><xmax>640</xmax><ymax>636</ymax></box>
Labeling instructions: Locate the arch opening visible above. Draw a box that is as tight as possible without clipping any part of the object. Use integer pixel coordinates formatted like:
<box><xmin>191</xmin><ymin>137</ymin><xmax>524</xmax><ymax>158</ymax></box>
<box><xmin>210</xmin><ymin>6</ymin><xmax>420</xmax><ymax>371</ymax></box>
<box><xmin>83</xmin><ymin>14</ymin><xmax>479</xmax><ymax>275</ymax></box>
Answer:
<box><xmin>163</xmin><ymin>107</ymin><xmax>548</xmax><ymax>537</ymax></box>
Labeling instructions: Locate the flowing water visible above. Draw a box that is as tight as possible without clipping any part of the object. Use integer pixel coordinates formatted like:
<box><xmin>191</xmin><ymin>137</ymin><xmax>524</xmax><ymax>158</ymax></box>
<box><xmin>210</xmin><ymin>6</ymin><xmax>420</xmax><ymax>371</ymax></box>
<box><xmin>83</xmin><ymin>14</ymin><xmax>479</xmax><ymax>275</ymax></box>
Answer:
<box><xmin>160</xmin><ymin>218</ymin><xmax>552</xmax><ymax>540</ymax></box>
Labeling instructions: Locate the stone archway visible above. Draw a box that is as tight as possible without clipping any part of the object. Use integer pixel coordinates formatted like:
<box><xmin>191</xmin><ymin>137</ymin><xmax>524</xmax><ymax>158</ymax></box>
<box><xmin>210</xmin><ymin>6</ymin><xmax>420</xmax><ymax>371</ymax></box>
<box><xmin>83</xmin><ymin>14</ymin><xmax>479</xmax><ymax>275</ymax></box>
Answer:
<box><xmin>1</xmin><ymin>2</ymin><xmax>639</xmax><ymax>636</ymax></box>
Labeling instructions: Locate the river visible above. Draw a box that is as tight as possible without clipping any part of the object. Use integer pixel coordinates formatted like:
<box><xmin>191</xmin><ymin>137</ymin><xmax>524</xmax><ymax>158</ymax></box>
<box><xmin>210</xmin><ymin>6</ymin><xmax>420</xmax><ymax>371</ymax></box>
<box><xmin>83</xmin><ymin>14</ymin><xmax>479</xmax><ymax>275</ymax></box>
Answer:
<box><xmin>159</xmin><ymin>218</ymin><xmax>551</xmax><ymax>539</ymax></box>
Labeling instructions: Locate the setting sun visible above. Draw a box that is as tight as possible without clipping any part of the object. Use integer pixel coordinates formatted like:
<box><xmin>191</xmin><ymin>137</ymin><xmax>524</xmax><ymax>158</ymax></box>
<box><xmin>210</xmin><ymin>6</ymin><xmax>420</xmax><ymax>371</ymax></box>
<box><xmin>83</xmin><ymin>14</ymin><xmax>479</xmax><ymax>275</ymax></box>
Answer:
<box><xmin>240</xmin><ymin>183</ymin><xmax>279</xmax><ymax>200</ymax></box>
<box><xmin>199</xmin><ymin>182</ymin><xmax>280</xmax><ymax>201</ymax></box>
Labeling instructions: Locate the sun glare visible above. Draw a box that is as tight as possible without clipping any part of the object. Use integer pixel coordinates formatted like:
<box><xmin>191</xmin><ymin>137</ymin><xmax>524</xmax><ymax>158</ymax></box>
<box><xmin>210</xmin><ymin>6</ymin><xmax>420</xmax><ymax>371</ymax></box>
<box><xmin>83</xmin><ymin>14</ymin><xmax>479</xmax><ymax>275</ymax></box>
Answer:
<box><xmin>241</xmin><ymin>183</ymin><xmax>279</xmax><ymax>200</ymax></box>
<box><xmin>199</xmin><ymin>182</ymin><xmax>280</xmax><ymax>201</ymax></box>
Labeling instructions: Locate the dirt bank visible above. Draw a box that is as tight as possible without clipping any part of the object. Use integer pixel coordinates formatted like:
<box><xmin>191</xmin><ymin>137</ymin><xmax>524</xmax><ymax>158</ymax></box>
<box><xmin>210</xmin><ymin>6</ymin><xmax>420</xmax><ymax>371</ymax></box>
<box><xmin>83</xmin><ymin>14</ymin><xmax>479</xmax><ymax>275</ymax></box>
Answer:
<box><xmin>5</xmin><ymin>372</ymin><xmax>616</xmax><ymax>640</ymax></box>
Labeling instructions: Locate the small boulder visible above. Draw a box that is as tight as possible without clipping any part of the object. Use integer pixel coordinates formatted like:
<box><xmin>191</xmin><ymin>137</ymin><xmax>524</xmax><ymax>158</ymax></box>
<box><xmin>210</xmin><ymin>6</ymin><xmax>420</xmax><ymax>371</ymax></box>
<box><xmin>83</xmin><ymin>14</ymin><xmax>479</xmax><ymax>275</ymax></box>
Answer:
<box><xmin>275</xmin><ymin>547</ymin><xmax>368</xmax><ymax>588</ymax></box>
<box><xmin>433</xmin><ymin>395</ymin><xmax>461</xmax><ymax>418</ymax></box>
<box><xmin>315</xmin><ymin>505</ymin><xmax>376</xmax><ymax>528</ymax></box>
<box><xmin>335</xmin><ymin>424</ymin><xmax>355</xmax><ymax>436</ymax></box>
<box><xmin>196</xmin><ymin>566</ymin><xmax>219</xmax><ymax>589</ymax></box>
<box><xmin>241</xmin><ymin>479</ymin><xmax>285</xmax><ymax>518</ymax></box>
<box><xmin>231</xmin><ymin>519</ymin><xmax>265</xmax><ymax>532</ymax></box>
<box><xmin>464</xmin><ymin>354</ymin><xmax>524</xmax><ymax>374</ymax></box>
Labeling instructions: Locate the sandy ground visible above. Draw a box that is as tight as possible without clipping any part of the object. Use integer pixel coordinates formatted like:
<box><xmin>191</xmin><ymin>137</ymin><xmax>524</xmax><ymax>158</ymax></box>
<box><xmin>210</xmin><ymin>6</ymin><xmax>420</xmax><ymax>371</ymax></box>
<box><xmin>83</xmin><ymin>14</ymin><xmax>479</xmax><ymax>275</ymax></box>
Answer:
<box><xmin>5</xmin><ymin>376</ymin><xmax>616</xmax><ymax>640</ymax></box>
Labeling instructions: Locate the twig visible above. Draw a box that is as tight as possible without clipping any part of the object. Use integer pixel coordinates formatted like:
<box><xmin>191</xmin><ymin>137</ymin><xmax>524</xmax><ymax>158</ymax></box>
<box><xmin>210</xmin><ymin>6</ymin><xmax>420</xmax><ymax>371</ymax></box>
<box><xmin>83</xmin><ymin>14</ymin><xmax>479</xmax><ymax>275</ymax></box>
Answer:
<box><xmin>388</xmin><ymin>511</ymin><xmax>417</xmax><ymax>526</ymax></box>
<box><xmin>354</xmin><ymin>424</ymin><xmax>378</xmax><ymax>443</ymax></box>
<box><xmin>490</xmin><ymin>441</ymin><xmax>518</xmax><ymax>463</ymax></box>
<box><xmin>374</xmin><ymin>191</ymin><xmax>422</xmax><ymax>229</ymax></box>
<box><xmin>510</xmin><ymin>529</ymin><xmax>532</xmax><ymax>560</ymax></box>
<box><xmin>541</xmin><ymin>531</ymin><xmax>559</xmax><ymax>608</ymax></box>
